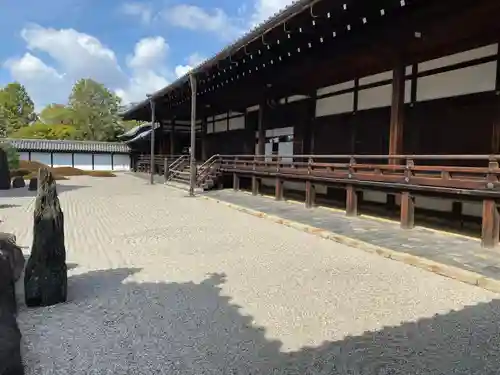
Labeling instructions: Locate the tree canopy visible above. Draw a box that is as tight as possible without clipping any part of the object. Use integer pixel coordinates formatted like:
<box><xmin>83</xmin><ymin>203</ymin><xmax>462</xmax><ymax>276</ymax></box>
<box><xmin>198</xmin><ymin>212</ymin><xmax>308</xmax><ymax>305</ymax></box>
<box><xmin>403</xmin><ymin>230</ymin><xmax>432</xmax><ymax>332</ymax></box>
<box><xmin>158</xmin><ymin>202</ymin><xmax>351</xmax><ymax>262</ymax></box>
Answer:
<box><xmin>0</xmin><ymin>82</ymin><xmax>36</xmax><ymax>137</ymax></box>
<box><xmin>2</xmin><ymin>79</ymin><xmax>140</xmax><ymax>142</ymax></box>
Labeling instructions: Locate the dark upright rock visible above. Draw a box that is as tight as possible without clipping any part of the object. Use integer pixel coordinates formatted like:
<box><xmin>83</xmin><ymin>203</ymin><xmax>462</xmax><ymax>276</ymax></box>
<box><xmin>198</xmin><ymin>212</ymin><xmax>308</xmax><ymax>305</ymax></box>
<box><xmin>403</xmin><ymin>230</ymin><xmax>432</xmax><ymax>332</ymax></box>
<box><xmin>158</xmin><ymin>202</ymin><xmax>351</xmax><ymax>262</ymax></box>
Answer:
<box><xmin>0</xmin><ymin>233</ymin><xmax>24</xmax><ymax>282</ymax></box>
<box><xmin>28</xmin><ymin>177</ymin><xmax>38</xmax><ymax>191</ymax></box>
<box><xmin>11</xmin><ymin>177</ymin><xmax>25</xmax><ymax>189</ymax></box>
<box><xmin>0</xmin><ymin>247</ymin><xmax>24</xmax><ymax>375</ymax></box>
<box><xmin>24</xmin><ymin>168</ymin><xmax>67</xmax><ymax>307</ymax></box>
<box><xmin>0</xmin><ymin>148</ymin><xmax>10</xmax><ymax>190</ymax></box>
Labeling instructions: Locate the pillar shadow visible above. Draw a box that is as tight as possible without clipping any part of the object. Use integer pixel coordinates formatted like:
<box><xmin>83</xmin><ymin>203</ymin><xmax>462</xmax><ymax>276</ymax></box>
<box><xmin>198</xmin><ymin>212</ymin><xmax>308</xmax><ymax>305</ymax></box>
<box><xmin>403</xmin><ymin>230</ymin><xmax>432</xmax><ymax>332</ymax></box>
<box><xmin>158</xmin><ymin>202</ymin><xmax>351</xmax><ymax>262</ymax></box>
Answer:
<box><xmin>17</xmin><ymin>268</ymin><xmax>500</xmax><ymax>374</ymax></box>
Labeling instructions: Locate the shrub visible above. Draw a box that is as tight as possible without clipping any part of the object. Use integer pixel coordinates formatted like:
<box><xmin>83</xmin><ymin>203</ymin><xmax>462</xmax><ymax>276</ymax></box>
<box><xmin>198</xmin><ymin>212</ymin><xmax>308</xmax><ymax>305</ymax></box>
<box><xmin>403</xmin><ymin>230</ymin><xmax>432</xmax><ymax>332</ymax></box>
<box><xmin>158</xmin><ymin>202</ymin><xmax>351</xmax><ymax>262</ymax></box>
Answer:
<box><xmin>10</xmin><ymin>168</ymin><xmax>30</xmax><ymax>178</ymax></box>
<box><xmin>86</xmin><ymin>171</ymin><xmax>116</xmax><ymax>177</ymax></box>
<box><xmin>0</xmin><ymin>143</ymin><xmax>19</xmax><ymax>170</ymax></box>
<box><xmin>51</xmin><ymin>167</ymin><xmax>86</xmax><ymax>176</ymax></box>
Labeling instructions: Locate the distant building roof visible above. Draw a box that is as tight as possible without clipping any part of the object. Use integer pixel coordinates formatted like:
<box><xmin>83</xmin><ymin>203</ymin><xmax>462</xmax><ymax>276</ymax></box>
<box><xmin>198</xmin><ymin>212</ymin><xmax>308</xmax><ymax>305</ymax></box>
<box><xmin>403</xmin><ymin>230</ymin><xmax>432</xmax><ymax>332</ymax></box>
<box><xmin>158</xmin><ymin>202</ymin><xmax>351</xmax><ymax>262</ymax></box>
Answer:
<box><xmin>2</xmin><ymin>138</ymin><xmax>131</xmax><ymax>154</ymax></box>
<box><xmin>118</xmin><ymin>123</ymin><xmax>157</xmax><ymax>140</ymax></box>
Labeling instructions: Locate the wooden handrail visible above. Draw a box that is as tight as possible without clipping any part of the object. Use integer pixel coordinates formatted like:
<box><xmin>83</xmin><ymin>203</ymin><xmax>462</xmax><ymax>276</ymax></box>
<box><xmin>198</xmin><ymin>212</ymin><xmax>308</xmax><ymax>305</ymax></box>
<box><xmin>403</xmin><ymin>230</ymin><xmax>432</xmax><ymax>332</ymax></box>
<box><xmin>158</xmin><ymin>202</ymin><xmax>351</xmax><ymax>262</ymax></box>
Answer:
<box><xmin>217</xmin><ymin>154</ymin><xmax>500</xmax><ymax>194</ymax></box>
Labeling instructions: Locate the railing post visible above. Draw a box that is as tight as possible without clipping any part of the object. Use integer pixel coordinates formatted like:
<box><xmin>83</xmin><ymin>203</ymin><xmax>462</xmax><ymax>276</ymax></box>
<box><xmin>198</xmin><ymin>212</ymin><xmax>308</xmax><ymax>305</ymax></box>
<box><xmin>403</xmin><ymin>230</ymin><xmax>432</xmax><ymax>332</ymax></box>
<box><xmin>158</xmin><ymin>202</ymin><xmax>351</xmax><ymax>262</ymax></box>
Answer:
<box><xmin>346</xmin><ymin>185</ymin><xmax>357</xmax><ymax>216</ymax></box>
<box><xmin>252</xmin><ymin>155</ymin><xmax>259</xmax><ymax>196</ymax></box>
<box><xmin>233</xmin><ymin>157</ymin><xmax>239</xmax><ymax>191</ymax></box>
<box><xmin>400</xmin><ymin>158</ymin><xmax>415</xmax><ymax>229</ymax></box>
<box><xmin>163</xmin><ymin>157</ymin><xmax>169</xmax><ymax>183</ymax></box>
<box><xmin>275</xmin><ymin>156</ymin><xmax>283</xmax><ymax>201</ymax></box>
<box><xmin>305</xmin><ymin>158</ymin><xmax>315</xmax><ymax>208</ymax></box>
<box><xmin>481</xmin><ymin>160</ymin><xmax>499</xmax><ymax>247</ymax></box>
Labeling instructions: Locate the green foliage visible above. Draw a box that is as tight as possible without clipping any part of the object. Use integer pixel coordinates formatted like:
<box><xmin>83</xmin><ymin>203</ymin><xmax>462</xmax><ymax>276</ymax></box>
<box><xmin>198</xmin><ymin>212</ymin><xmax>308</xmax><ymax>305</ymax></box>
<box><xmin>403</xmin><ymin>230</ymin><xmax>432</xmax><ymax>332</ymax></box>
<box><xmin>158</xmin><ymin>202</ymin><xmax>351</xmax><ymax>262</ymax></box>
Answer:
<box><xmin>0</xmin><ymin>82</ymin><xmax>36</xmax><ymax>137</ymax></box>
<box><xmin>39</xmin><ymin>104</ymin><xmax>75</xmax><ymax>126</ymax></box>
<box><xmin>10</xmin><ymin>122</ymin><xmax>80</xmax><ymax>140</ymax></box>
<box><xmin>1</xmin><ymin>79</ymin><xmax>131</xmax><ymax>142</ymax></box>
<box><xmin>0</xmin><ymin>142</ymin><xmax>20</xmax><ymax>169</ymax></box>
<box><xmin>69</xmin><ymin>78</ymin><xmax>122</xmax><ymax>141</ymax></box>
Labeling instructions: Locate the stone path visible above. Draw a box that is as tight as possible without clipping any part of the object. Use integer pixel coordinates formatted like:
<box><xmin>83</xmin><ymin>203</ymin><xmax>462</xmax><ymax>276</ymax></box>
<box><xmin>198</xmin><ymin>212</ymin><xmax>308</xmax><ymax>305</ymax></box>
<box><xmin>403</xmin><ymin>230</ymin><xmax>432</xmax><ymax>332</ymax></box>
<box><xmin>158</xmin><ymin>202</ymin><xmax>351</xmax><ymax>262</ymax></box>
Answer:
<box><xmin>1</xmin><ymin>174</ymin><xmax>499</xmax><ymax>374</ymax></box>
<box><xmin>205</xmin><ymin>189</ymin><xmax>500</xmax><ymax>281</ymax></box>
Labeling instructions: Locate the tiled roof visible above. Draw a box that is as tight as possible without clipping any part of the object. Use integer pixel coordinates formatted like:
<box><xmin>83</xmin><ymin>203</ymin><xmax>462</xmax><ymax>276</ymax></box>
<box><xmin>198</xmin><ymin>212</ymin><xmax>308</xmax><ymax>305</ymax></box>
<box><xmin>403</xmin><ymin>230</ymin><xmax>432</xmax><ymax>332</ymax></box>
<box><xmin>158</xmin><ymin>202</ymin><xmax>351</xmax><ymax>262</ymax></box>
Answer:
<box><xmin>2</xmin><ymin>138</ymin><xmax>131</xmax><ymax>154</ymax></box>
<box><xmin>118</xmin><ymin>123</ymin><xmax>157</xmax><ymax>139</ymax></box>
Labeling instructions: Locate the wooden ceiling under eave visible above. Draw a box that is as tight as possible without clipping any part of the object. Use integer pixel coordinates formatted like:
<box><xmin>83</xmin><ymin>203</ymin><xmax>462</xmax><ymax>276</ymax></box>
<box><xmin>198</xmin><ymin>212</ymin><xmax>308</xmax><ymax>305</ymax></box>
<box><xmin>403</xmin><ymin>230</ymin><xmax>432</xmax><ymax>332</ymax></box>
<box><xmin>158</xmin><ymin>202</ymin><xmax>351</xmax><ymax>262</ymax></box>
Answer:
<box><xmin>158</xmin><ymin>0</ymin><xmax>500</xmax><ymax>121</ymax></box>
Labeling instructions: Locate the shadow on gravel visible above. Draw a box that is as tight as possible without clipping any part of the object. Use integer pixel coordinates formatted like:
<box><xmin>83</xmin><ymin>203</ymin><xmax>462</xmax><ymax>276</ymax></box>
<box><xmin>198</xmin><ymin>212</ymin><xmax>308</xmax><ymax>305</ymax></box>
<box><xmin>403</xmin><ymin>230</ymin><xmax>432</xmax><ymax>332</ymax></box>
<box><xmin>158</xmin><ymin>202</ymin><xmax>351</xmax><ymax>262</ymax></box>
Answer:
<box><xmin>0</xmin><ymin>184</ymin><xmax>88</xmax><ymax>198</ymax></box>
<box><xmin>17</xmin><ymin>268</ymin><xmax>500</xmax><ymax>374</ymax></box>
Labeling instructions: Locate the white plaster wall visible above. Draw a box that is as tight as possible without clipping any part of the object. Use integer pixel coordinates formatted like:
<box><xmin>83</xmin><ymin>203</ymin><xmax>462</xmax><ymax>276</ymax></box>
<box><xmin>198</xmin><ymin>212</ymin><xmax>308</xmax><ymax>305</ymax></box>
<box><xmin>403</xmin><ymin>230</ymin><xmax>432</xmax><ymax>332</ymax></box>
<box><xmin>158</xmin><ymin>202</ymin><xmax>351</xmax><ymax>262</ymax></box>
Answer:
<box><xmin>317</xmin><ymin>80</ymin><xmax>355</xmax><ymax>96</ymax></box>
<box><xmin>93</xmin><ymin>154</ymin><xmax>112</xmax><ymax>171</ymax></box>
<box><xmin>278</xmin><ymin>141</ymin><xmax>294</xmax><ymax>164</ymax></box>
<box><xmin>417</xmin><ymin>62</ymin><xmax>497</xmax><ymax>102</ymax></box>
<box><xmin>18</xmin><ymin>152</ymin><xmax>30</xmax><ymax>162</ymax></box>
<box><xmin>229</xmin><ymin>116</ymin><xmax>245</xmax><ymax>130</ymax></box>
<box><xmin>74</xmin><ymin>153</ymin><xmax>93</xmax><ymax>170</ymax></box>
<box><xmin>52</xmin><ymin>153</ymin><xmax>73</xmax><ymax>168</ymax></box>
<box><xmin>30</xmin><ymin>152</ymin><xmax>52</xmax><ymax>166</ymax></box>
<box><xmin>362</xmin><ymin>191</ymin><xmax>387</xmax><ymax>204</ymax></box>
<box><xmin>418</xmin><ymin>44</ymin><xmax>498</xmax><ymax>72</ymax></box>
<box><xmin>315</xmin><ymin>92</ymin><xmax>354</xmax><ymax>117</ymax></box>
<box><xmin>112</xmin><ymin>154</ymin><xmax>131</xmax><ymax>171</ymax></box>
<box><xmin>462</xmin><ymin>201</ymin><xmax>483</xmax><ymax>218</ymax></box>
<box><xmin>214</xmin><ymin>120</ymin><xmax>227</xmax><ymax>133</ymax></box>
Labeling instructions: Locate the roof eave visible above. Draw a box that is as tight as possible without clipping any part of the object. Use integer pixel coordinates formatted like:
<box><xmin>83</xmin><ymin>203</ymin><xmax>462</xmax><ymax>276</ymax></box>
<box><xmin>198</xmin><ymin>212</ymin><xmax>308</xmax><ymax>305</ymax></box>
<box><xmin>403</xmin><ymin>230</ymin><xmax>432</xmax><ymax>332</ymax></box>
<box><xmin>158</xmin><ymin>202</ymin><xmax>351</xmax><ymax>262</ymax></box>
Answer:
<box><xmin>120</xmin><ymin>0</ymin><xmax>316</xmax><ymax>119</ymax></box>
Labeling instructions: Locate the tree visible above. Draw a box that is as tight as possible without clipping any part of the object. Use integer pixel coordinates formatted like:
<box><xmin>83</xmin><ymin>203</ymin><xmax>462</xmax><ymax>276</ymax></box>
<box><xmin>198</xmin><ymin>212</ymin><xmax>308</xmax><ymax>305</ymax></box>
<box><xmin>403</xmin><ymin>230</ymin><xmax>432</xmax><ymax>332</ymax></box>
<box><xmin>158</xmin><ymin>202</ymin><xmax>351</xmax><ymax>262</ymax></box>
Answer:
<box><xmin>10</xmin><ymin>122</ymin><xmax>79</xmax><ymax>140</ymax></box>
<box><xmin>0</xmin><ymin>82</ymin><xmax>36</xmax><ymax>137</ymax></box>
<box><xmin>39</xmin><ymin>104</ymin><xmax>75</xmax><ymax>126</ymax></box>
<box><xmin>69</xmin><ymin>79</ymin><xmax>122</xmax><ymax>141</ymax></box>
<box><xmin>0</xmin><ymin>143</ymin><xmax>20</xmax><ymax>169</ymax></box>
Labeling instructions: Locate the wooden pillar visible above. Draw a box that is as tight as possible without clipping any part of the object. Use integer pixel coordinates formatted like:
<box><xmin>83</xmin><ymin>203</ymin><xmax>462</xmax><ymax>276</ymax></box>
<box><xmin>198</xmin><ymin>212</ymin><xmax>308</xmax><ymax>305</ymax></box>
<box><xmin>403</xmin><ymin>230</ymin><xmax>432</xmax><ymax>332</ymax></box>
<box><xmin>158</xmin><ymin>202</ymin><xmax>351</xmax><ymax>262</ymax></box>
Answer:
<box><xmin>389</xmin><ymin>63</ymin><xmax>405</xmax><ymax>164</ymax></box>
<box><xmin>275</xmin><ymin>178</ymin><xmax>283</xmax><ymax>201</ymax></box>
<box><xmin>400</xmin><ymin>191</ymin><xmax>415</xmax><ymax>229</ymax></box>
<box><xmin>170</xmin><ymin>118</ymin><xmax>176</xmax><ymax>155</ymax></box>
<box><xmin>201</xmin><ymin>116</ymin><xmax>208</xmax><ymax>161</ymax></box>
<box><xmin>163</xmin><ymin>158</ymin><xmax>169</xmax><ymax>183</ymax></box>
<box><xmin>481</xmin><ymin>199</ymin><xmax>499</xmax><ymax>248</ymax></box>
<box><xmin>252</xmin><ymin>176</ymin><xmax>260</xmax><ymax>195</ymax></box>
<box><xmin>257</xmin><ymin>104</ymin><xmax>265</xmax><ymax>156</ymax></box>
<box><xmin>492</xmin><ymin>49</ymin><xmax>500</xmax><ymax>153</ymax></box>
<box><xmin>346</xmin><ymin>185</ymin><xmax>358</xmax><ymax>216</ymax></box>
<box><xmin>305</xmin><ymin>181</ymin><xmax>315</xmax><ymax>208</ymax></box>
<box><xmin>233</xmin><ymin>173</ymin><xmax>240</xmax><ymax>191</ymax></box>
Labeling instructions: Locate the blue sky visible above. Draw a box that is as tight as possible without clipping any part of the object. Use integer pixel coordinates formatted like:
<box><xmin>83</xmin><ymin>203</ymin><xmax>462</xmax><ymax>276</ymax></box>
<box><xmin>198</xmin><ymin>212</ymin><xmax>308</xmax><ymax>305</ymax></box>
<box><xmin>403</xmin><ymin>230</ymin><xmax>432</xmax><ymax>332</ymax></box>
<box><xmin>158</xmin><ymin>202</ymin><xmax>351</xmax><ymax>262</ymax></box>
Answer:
<box><xmin>0</xmin><ymin>0</ymin><xmax>293</xmax><ymax>110</ymax></box>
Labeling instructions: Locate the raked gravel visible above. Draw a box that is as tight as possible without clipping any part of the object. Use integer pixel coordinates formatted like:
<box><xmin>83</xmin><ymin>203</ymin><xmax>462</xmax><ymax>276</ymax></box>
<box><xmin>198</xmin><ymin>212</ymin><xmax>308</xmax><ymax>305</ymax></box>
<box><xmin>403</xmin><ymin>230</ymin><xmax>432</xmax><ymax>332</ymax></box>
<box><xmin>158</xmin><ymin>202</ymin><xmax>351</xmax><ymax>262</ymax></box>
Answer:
<box><xmin>1</xmin><ymin>174</ymin><xmax>499</xmax><ymax>374</ymax></box>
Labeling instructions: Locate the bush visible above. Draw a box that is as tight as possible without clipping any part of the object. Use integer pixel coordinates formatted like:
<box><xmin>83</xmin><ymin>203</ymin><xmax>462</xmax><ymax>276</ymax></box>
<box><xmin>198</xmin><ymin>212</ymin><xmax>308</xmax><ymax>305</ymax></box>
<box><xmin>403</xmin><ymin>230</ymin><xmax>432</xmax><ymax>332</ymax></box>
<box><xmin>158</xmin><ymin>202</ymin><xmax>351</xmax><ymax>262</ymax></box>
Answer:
<box><xmin>19</xmin><ymin>160</ymin><xmax>48</xmax><ymax>172</ymax></box>
<box><xmin>86</xmin><ymin>171</ymin><xmax>116</xmax><ymax>177</ymax></box>
<box><xmin>0</xmin><ymin>143</ymin><xmax>19</xmax><ymax>170</ymax></box>
<box><xmin>50</xmin><ymin>167</ymin><xmax>86</xmax><ymax>176</ymax></box>
<box><xmin>10</xmin><ymin>169</ymin><xmax>30</xmax><ymax>178</ymax></box>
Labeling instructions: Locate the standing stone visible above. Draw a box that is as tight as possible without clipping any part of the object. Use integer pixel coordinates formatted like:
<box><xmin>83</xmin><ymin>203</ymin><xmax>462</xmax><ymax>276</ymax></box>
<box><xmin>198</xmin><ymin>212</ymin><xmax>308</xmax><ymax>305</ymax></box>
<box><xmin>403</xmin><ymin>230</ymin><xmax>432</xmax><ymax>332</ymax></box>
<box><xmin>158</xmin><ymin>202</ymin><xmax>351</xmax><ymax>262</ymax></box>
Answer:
<box><xmin>0</xmin><ymin>147</ymin><xmax>10</xmax><ymax>190</ymax></box>
<box><xmin>24</xmin><ymin>168</ymin><xmax>67</xmax><ymax>307</ymax></box>
<box><xmin>0</xmin><ymin>248</ymin><xmax>24</xmax><ymax>375</ymax></box>
<box><xmin>28</xmin><ymin>177</ymin><xmax>38</xmax><ymax>191</ymax></box>
<box><xmin>0</xmin><ymin>233</ymin><xmax>24</xmax><ymax>282</ymax></box>
<box><xmin>11</xmin><ymin>177</ymin><xmax>26</xmax><ymax>189</ymax></box>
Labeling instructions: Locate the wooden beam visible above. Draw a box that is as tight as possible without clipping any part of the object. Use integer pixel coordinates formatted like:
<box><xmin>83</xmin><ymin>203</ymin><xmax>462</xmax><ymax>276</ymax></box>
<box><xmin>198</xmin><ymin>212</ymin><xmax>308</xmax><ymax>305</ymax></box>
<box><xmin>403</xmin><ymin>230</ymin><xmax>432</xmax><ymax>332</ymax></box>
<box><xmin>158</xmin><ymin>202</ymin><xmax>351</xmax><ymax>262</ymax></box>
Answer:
<box><xmin>400</xmin><ymin>192</ymin><xmax>415</xmax><ymax>229</ymax></box>
<box><xmin>481</xmin><ymin>199</ymin><xmax>499</xmax><ymax>248</ymax></box>
<box><xmin>346</xmin><ymin>185</ymin><xmax>358</xmax><ymax>216</ymax></box>
<box><xmin>389</xmin><ymin>63</ymin><xmax>405</xmax><ymax>164</ymax></box>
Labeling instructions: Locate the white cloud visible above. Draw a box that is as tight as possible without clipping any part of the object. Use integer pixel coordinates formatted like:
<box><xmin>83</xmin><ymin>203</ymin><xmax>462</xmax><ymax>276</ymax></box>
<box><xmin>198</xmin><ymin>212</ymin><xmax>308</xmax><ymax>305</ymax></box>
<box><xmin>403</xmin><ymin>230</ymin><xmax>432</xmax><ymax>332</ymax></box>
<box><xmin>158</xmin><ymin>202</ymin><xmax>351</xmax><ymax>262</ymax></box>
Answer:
<box><xmin>250</xmin><ymin>0</ymin><xmax>295</xmax><ymax>25</ymax></box>
<box><xmin>117</xmin><ymin>36</ymin><xmax>172</xmax><ymax>103</ymax></box>
<box><xmin>174</xmin><ymin>52</ymin><xmax>206</xmax><ymax>78</ymax></box>
<box><xmin>127</xmin><ymin>36</ymin><xmax>168</xmax><ymax>70</ymax></box>
<box><xmin>21</xmin><ymin>24</ymin><xmax>126</xmax><ymax>88</ymax></box>
<box><xmin>3</xmin><ymin>25</ymin><xmax>203</xmax><ymax>108</ymax></box>
<box><xmin>121</xmin><ymin>2</ymin><xmax>153</xmax><ymax>24</ymax></box>
<box><xmin>4</xmin><ymin>53</ymin><xmax>67</xmax><ymax>109</ymax></box>
<box><xmin>162</xmin><ymin>5</ymin><xmax>243</xmax><ymax>39</ymax></box>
